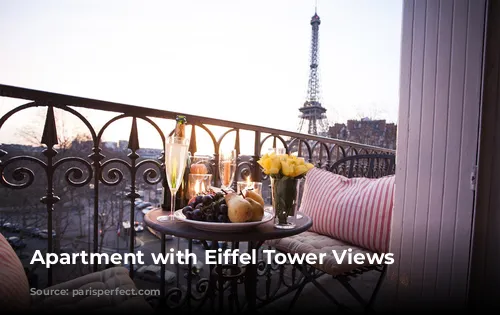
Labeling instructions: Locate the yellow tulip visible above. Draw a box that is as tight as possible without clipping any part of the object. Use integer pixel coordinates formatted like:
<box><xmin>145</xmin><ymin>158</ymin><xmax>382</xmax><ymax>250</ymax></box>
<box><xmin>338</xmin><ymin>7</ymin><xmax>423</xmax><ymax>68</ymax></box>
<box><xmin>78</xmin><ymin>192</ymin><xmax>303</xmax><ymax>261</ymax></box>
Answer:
<box><xmin>256</xmin><ymin>157</ymin><xmax>266</xmax><ymax>169</ymax></box>
<box><xmin>293</xmin><ymin>164</ymin><xmax>308</xmax><ymax>177</ymax></box>
<box><xmin>281</xmin><ymin>160</ymin><xmax>295</xmax><ymax>177</ymax></box>
<box><xmin>269</xmin><ymin>156</ymin><xmax>281</xmax><ymax>174</ymax></box>
<box><xmin>257</xmin><ymin>157</ymin><xmax>267</xmax><ymax>171</ymax></box>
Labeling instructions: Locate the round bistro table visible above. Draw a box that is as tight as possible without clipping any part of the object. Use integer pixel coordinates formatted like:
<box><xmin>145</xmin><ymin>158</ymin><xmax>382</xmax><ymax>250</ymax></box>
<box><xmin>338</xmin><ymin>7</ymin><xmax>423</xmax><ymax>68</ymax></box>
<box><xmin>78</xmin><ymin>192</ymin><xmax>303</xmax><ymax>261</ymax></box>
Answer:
<box><xmin>144</xmin><ymin>208</ymin><xmax>312</xmax><ymax>313</ymax></box>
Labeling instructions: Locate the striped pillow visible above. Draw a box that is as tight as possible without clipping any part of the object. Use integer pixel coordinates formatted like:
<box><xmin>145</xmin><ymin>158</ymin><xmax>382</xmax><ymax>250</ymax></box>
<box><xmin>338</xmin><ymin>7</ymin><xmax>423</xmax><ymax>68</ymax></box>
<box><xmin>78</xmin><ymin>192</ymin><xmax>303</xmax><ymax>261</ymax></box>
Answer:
<box><xmin>0</xmin><ymin>233</ymin><xmax>30</xmax><ymax>311</ymax></box>
<box><xmin>300</xmin><ymin>167</ymin><xmax>395</xmax><ymax>253</ymax></box>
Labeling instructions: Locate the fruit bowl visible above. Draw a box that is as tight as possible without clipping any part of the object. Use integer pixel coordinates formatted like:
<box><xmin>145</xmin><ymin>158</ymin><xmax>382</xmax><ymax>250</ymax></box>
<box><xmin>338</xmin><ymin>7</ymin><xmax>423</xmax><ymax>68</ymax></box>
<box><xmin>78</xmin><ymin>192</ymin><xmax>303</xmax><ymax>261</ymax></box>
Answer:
<box><xmin>174</xmin><ymin>209</ymin><xmax>273</xmax><ymax>232</ymax></box>
<box><xmin>178</xmin><ymin>188</ymin><xmax>270</xmax><ymax>232</ymax></box>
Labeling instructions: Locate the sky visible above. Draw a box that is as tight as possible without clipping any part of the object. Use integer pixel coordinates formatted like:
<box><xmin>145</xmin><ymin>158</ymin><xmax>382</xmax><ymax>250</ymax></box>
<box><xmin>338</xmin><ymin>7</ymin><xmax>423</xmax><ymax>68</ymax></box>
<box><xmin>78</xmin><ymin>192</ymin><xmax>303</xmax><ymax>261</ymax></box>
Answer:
<box><xmin>0</xmin><ymin>0</ymin><xmax>403</xmax><ymax>152</ymax></box>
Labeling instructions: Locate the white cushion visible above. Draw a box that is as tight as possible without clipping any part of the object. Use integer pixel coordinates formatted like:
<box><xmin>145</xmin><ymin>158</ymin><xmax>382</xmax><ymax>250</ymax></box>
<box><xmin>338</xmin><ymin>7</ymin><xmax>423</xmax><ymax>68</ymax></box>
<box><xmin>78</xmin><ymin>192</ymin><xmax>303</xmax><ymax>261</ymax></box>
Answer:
<box><xmin>265</xmin><ymin>231</ymin><xmax>378</xmax><ymax>276</ymax></box>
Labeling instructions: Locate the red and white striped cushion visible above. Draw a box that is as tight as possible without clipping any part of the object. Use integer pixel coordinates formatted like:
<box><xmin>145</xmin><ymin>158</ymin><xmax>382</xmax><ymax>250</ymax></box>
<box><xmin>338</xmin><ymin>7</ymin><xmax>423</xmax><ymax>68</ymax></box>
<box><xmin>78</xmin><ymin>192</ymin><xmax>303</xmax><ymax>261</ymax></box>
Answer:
<box><xmin>300</xmin><ymin>167</ymin><xmax>395</xmax><ymax>254</ymax></box>
<box><xmin>0</xmin><ymin>233</ymin><xmax>30</xmax><ymax>311</ymax></box>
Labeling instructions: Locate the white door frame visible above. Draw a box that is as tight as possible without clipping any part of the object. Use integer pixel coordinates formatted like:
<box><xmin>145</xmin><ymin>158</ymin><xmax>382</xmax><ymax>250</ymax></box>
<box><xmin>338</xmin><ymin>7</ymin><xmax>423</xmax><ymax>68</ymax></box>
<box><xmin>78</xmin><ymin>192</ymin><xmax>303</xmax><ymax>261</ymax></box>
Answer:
<box><xmin>386</xmin><ymin>0</ymin><xmax>487</xmax><ymax>310</ymax></box>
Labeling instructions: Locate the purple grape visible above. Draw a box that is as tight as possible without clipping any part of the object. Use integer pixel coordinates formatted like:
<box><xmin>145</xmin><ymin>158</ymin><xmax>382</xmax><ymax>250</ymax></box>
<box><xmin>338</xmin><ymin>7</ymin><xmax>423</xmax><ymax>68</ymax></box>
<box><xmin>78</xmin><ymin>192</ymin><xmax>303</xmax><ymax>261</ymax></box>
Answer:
<box><xmin>195</xmin><ymin>195</ymin><xmax>204</xmax><ymax>204</ymax></box>
<box><xmin>192</xmin><ymin>209</ymin><xmax>203</xmax><ymax>221</ymax></box>
<box><xmin>182</xmin><ymin>206</ymin><xmax>193</xmax><ymax>215</ymax></box>
<box><xmin>202</xmin><ymin>195</ymin><xmax>213</xmax><ymax>205</ymax></box>
<box><xmin>220</xmin><ymin>204</ymin><xmax>228</xmax><ymax>215</ymax></box>
<box><xmin>213</xmin><ymin>205</ymin><xmax>220</xmax><ymax>217</ymax></box>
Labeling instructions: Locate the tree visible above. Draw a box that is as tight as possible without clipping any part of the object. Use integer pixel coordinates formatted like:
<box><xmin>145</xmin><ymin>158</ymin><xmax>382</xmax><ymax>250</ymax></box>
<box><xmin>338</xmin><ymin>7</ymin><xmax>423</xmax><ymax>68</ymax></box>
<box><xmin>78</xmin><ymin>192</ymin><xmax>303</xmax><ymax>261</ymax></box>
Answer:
<box><xmin>4</xmin><ymin>108</ymin><xmax>94</xmax><ymax>253</ymax></box>
<box><xmin>96</xmin><ymin>191</ymin><xmax>121</xmax><ymax>254</ymax></box>
<box><xmin>355</xmin><ymin>103</ymin><xmax>387</xmax><ymax>121</ymax></box>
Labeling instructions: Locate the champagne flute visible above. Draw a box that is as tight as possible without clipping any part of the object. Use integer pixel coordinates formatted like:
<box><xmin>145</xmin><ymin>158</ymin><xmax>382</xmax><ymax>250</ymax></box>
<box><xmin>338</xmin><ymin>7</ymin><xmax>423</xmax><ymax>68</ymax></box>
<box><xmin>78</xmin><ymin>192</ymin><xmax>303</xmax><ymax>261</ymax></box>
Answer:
<box><xmin>157</xmin><ymin>136</ymin><xmax>190</xmax><ymax>222</ymax></box>
<box><xmin>219</xmin><ymin>149</ymin><xmax>237</xmax><ymax>190</ymax></box>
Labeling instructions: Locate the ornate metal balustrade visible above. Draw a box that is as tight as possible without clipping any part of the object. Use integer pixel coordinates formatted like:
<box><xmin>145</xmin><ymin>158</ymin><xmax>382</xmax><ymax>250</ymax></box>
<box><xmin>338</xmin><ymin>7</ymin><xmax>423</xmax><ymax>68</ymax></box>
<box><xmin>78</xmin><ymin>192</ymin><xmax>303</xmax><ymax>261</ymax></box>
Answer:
<box><xmin>0</xmin><ymin>84</ymin><xmax>394</xmax><ymax>309</ymax></box>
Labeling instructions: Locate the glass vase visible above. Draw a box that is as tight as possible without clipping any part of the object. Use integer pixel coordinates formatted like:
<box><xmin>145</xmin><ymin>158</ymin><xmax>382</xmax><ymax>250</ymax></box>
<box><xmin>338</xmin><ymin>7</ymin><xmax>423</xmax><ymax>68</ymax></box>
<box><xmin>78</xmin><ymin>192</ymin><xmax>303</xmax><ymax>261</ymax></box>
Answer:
<box><xmin>270</xmin><ymin>176</ymin><xmax>304</xmax><ymax>229</ymax></box>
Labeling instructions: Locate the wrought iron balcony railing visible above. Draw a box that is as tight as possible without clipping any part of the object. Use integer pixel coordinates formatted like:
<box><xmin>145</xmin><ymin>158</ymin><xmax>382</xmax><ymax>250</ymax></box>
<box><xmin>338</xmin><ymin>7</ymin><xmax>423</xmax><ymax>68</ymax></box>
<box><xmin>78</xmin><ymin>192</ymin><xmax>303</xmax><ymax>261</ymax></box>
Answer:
<box><xmin>0</xmin><ymin>84</ymin><xmax>394</xmax><ymax>293</ymax></box>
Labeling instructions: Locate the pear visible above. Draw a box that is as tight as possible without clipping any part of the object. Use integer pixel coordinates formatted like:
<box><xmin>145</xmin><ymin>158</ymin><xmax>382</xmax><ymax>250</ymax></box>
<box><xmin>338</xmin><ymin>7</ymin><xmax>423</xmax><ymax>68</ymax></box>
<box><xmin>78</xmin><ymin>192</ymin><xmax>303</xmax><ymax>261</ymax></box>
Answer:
<box><xmin>225</xmin><ymin>192</ymin><xmax>253</xmax><ymax>223</ymax></box>
<box><xmin>246</xmin><ymin>197</ymin><xmax>264</xmax><ymax>222</ymax></box>
<box><xmin>244</xmin><ymin>189</ymin><xmax>265</xmax><ymax>207</ymax></box>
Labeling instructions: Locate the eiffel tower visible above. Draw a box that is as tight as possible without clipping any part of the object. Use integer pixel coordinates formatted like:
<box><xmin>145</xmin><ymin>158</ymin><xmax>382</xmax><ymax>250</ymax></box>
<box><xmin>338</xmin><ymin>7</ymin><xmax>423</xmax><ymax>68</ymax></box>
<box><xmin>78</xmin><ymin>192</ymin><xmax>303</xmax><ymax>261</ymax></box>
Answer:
<box><xmin>298</xmin><ymin>8</ymin><xmax>329</xmax><ymax>136</ymax></box>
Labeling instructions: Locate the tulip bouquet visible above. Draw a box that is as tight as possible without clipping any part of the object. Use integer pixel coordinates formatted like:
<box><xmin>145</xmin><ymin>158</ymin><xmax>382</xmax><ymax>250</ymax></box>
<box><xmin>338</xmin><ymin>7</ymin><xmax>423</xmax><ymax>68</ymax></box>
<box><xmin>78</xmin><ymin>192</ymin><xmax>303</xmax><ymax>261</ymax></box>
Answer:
<box><xmin>257</xmin><ymin>152</ymin><xmax>315</xmax><ymax>178</ymax></box>
<box><xmin>257</xmin><ymin>152</ymin><xmax>315</xmax><ymax>228</ymax></box>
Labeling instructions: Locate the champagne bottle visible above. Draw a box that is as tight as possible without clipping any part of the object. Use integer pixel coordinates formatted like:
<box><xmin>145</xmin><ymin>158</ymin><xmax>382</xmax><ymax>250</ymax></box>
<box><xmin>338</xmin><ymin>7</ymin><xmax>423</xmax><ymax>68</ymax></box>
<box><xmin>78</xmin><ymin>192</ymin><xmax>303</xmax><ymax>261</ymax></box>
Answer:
<box><xmin>181</xmin><ymin>152</ymin><xmax>192</xmax><ymax>206</ymax></box>
<box><xmin>175</xmin><ymin>115</ymin><xmax>187</xmax><ymax>139</ymax></box>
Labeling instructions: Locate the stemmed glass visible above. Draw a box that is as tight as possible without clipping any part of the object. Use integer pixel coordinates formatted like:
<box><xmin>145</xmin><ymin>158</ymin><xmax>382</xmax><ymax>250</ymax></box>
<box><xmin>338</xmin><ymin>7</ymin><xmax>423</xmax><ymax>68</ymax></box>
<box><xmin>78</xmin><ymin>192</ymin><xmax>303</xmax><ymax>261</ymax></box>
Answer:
<box><xmin>157</xmin><ymin>136</ymin><xmax>190</xmax><ymax>222</ymax></box>
<box><xmin>219</xmin><ymin>149</ymin><xmax>237</xmax><ymax>190</ymax></box>
<box><xmin>268</xmin><ymin>147</ymin><xmax>286</xmax><ymax>155</ymax></box>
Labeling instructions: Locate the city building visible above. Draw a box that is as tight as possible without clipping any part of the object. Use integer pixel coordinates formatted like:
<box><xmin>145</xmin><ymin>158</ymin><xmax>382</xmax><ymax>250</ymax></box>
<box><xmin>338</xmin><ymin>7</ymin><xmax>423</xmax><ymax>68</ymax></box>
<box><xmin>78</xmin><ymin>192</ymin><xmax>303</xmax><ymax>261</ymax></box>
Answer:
<box><xmin>328</xmin><ymin>118</ymin><xmax>397</xmax><ymax>149</ymax></box>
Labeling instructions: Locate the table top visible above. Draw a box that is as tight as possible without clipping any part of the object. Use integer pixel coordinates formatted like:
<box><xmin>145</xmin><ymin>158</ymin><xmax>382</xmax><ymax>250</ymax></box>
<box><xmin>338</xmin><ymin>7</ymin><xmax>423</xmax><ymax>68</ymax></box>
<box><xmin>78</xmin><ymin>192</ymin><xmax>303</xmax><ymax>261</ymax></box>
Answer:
<box><xmin>144</xmin><ymin>208</ymin><xmax>312</xmax><ymax>242</ymax></box>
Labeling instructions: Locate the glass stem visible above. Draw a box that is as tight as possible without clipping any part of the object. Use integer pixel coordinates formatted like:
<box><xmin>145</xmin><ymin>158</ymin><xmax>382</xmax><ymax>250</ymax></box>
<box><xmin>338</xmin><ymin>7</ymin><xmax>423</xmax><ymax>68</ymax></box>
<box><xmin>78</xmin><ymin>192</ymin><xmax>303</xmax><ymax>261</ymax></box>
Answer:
<box><xmin>170</xmin><ymin>189</ymin><xmax>177</xmax><ymax>217</ymax></box>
